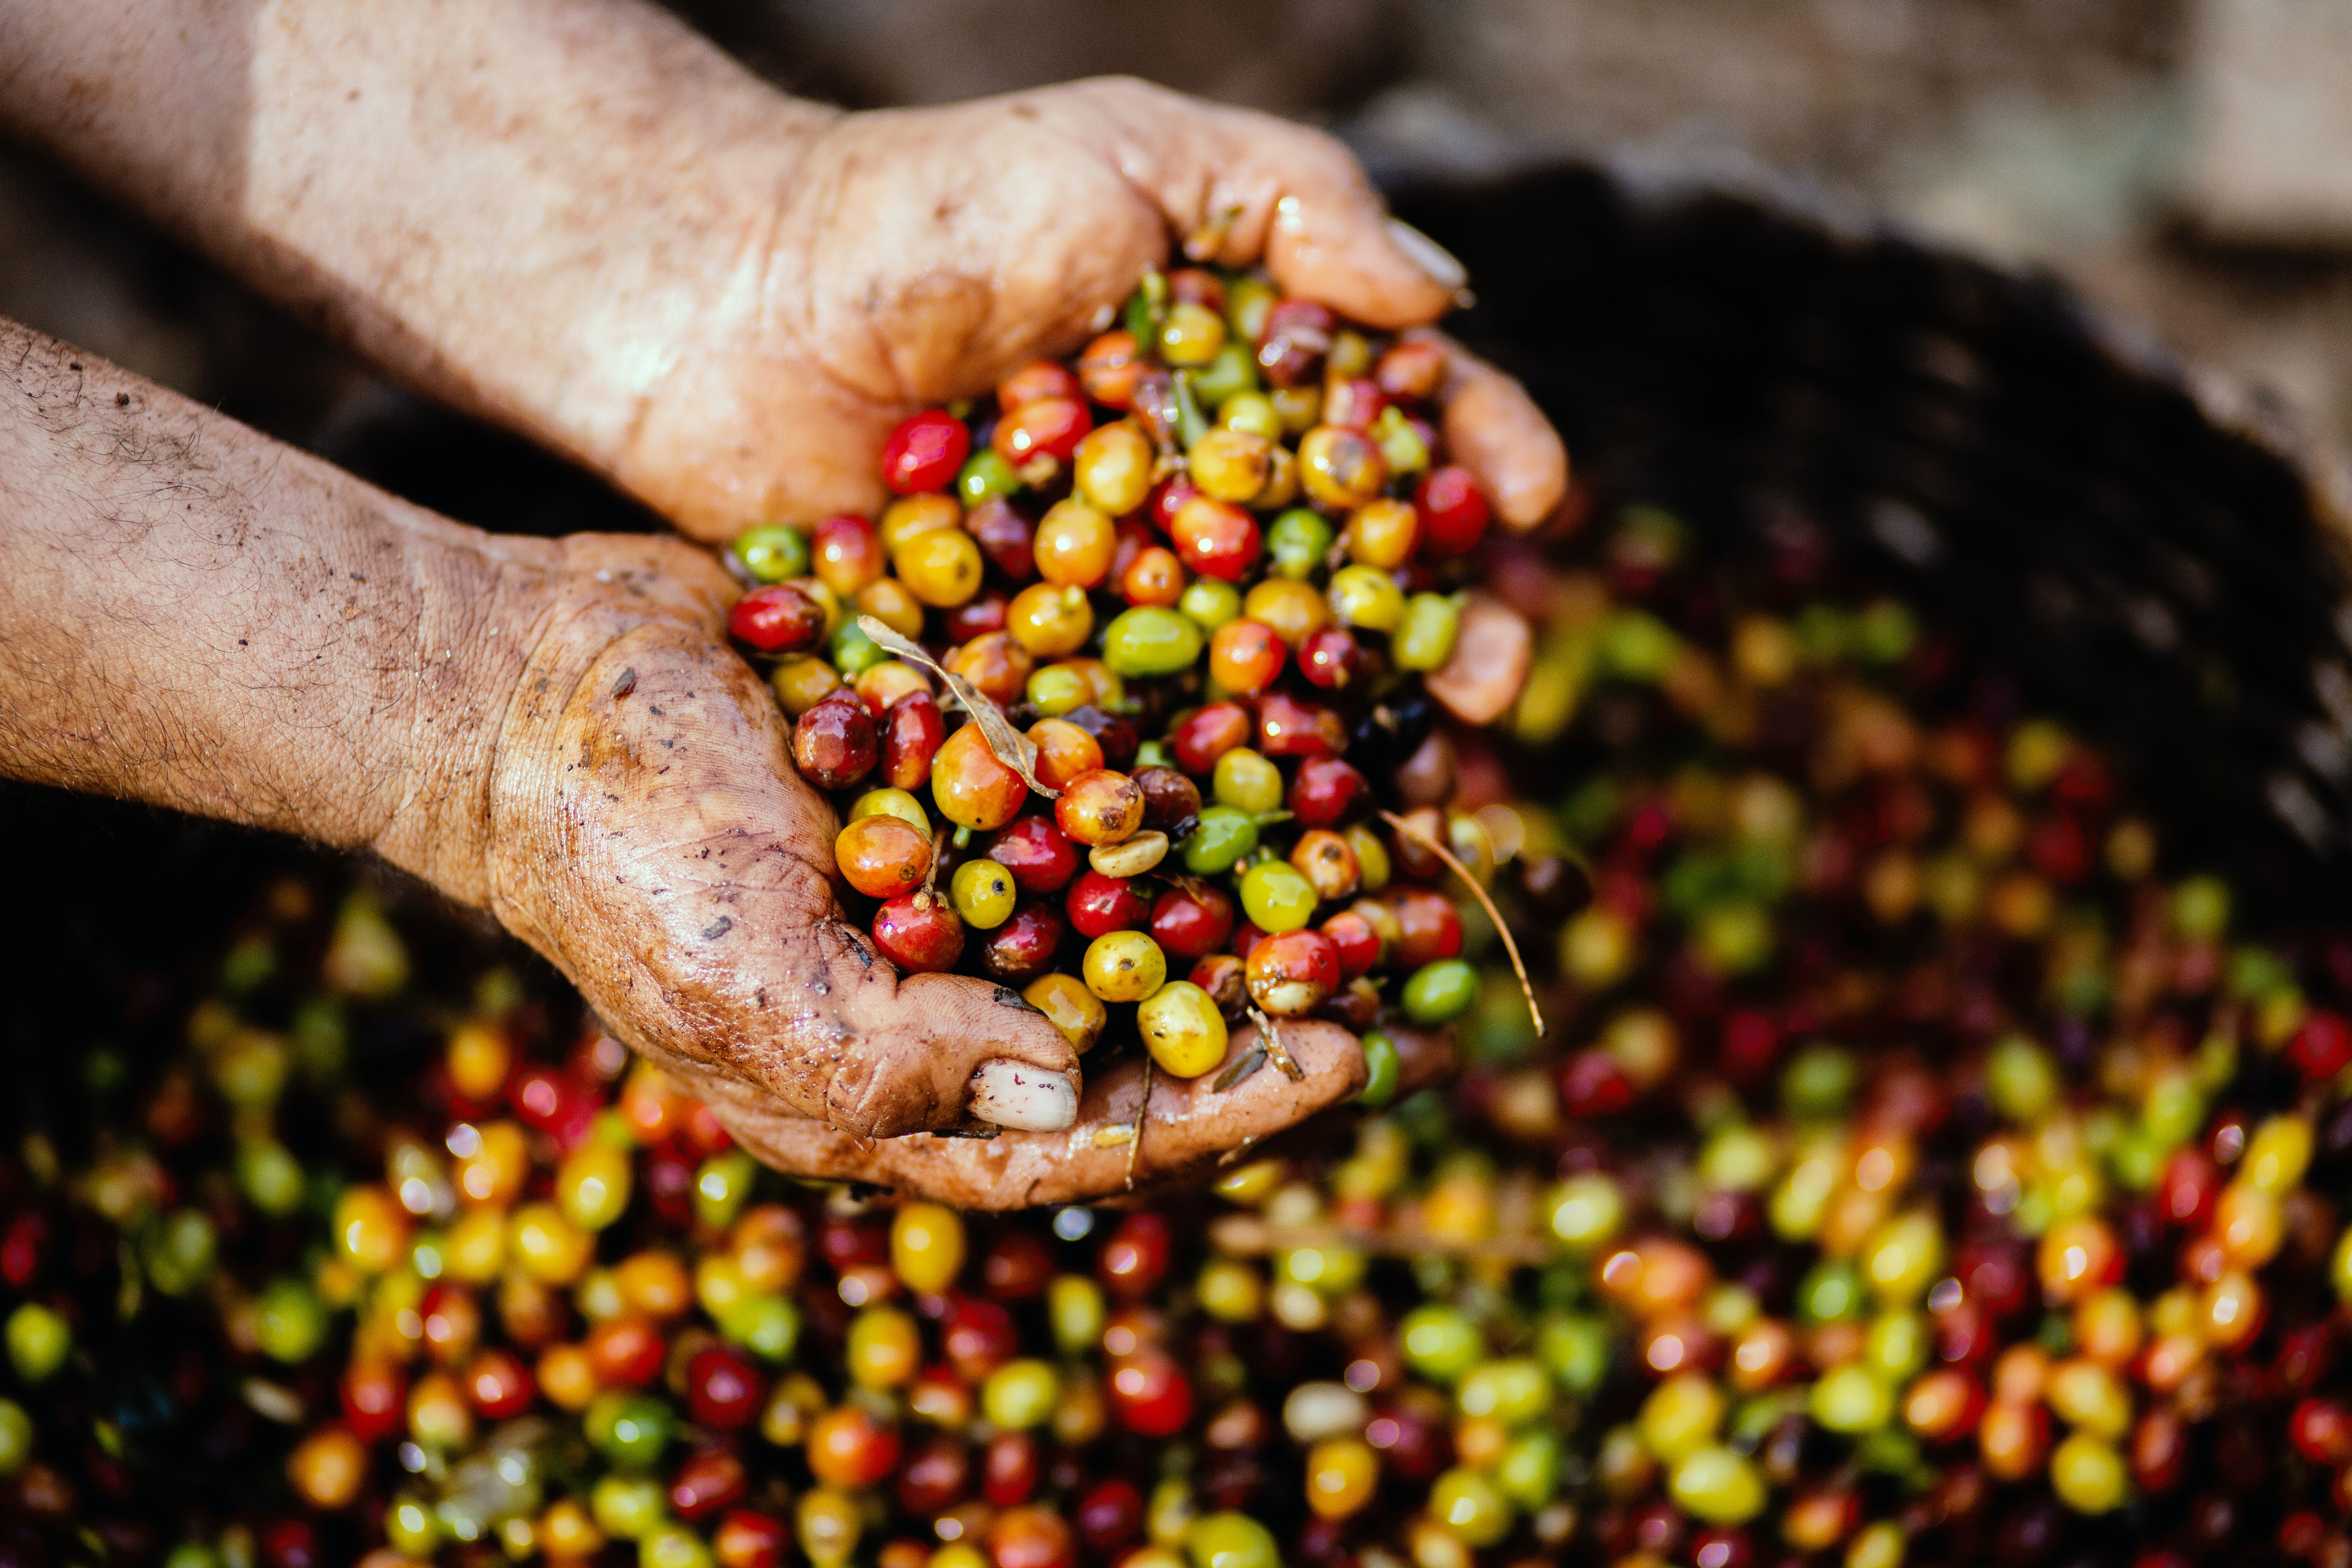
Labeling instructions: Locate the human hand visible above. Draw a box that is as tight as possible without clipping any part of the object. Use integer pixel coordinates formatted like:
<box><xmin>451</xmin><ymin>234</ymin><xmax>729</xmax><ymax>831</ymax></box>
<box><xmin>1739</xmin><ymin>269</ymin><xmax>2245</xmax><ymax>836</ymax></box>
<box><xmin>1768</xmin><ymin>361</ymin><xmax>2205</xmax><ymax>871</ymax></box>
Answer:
<box><xmin>480</xmin><ymin>536</ymin><xmax>1437</xmax><ymax>1205</ymax></box>
<box><xmin>611</xmin><ymin>77</ymin><xmax>1568</xmax><ymax>543</ymax></box>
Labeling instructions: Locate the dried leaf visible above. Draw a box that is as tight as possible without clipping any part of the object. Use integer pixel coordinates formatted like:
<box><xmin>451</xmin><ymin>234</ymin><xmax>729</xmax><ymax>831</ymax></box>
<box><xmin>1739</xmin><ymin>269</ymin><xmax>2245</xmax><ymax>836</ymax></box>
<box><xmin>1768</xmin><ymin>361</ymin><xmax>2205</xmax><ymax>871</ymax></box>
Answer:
<box><xmin>857</xmin><ymin>616</ymin><xmax>1058</xmax><ymax>799</ymax></box>
<box><xmin>1247</xmin><ymin>1007</ymin><xmax>1306</xmax><ymax>1082</ymax></box>
<box><xmin>1212</xmin><ymin>1045</ymin><xmax>1267</xmax><ymax>1093</ymax></box>
<box><xmin>1381</xmin><ymin>809</ymin><xmax>1545</xmax><ymax>1038</ymax></box>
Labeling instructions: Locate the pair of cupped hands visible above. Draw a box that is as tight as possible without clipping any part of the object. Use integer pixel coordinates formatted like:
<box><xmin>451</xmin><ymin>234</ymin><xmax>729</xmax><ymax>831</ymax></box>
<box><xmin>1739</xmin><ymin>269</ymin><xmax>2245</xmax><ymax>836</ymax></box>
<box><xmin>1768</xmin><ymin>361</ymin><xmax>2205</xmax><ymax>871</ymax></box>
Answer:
<box><xmin>13</xmin><ymin>16</ymin><xmax>1566</xmax><ymax>1207</ymax></box>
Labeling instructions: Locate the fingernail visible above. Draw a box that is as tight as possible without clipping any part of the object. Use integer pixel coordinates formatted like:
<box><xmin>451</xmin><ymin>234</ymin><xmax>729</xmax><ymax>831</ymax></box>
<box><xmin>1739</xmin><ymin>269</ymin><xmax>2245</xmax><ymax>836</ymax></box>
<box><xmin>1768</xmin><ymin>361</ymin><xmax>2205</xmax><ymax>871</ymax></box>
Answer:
<box><xmin>1385</xmin><ymin>218</ymin><xmax>1468</xmax><ymax>293</ymax></box>
<box><xmin>969</xmin><ymin>1059</ymin><xmax>1078</xmax><ymax>1132</ymax></box>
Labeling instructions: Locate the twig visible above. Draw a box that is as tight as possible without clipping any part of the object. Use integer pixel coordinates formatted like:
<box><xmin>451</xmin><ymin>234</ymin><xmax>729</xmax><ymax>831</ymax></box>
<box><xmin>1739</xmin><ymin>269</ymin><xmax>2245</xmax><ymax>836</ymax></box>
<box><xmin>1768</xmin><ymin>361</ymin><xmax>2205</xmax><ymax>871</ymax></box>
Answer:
<box><xmin>1379</xmin><ymin>810</ymin><xmax>1545</xmax><ymax>1038</ymax></box>
<box><xmin>1248</xmin><ymin>1007</ymin><xmax>1305</xmax><ymax>1082</ymax></box>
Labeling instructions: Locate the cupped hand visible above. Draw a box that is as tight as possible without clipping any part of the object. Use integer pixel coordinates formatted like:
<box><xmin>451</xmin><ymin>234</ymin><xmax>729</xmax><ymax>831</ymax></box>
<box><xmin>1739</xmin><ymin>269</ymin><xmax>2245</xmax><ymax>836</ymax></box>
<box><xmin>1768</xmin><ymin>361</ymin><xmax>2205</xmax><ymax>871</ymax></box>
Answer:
<box><xmin>482</xmin><ymin>534</ymin><xmax>1082</xmax><ymax>1142</ymax></box>
<box><xmin>480</xmin><ymin>535</ymin><xmax>1421</xmax><ymax>1206</ymax></box>
<box><xmin>612</xmin><ymin>77</ymin><xmax>1567</xmax><ymax>542</ymax></box>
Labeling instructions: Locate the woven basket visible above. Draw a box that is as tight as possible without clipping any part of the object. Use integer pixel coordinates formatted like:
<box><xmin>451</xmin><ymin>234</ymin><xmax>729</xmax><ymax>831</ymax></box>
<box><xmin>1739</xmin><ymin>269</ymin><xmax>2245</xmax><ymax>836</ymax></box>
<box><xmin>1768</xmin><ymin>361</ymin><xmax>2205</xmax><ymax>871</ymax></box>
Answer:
<box><xmin>1396</xmin><ymin>162</ymin><xmax>2352</xmax><ymax>915</ymax></box>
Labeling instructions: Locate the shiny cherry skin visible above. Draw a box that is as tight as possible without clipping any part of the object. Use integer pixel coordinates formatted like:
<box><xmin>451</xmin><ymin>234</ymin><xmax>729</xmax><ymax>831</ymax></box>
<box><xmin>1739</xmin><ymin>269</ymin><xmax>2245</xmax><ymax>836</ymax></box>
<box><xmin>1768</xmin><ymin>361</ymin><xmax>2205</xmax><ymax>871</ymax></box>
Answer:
<box><xmin>1245</xmin><ymin>929</ymin><xmax>1341</xmax><ymax>1016</ymax></box>
<box><xmin>1169</xmin><ymin>702</ymin><xmax>1254</xmax><ymax>775</ymax></box>
<box><xmin>1147</xmin><ymin>474</ymin><xmax>1200</xmax><ymax>534</ymax></box>
<box><xmin>1297</xmin><ymin>625</ymin><xmax>1363</xmax><ymax>688</ymax></box>
<box><xmin>728</xmin><ymin>583</ymin><xmax>828</xmax><ymax>655</ymax></box>
<box><xmin>1149</xmin><ymin>885</ymin><xmax>1235</xmax><ymax>961</ymax></box>
<box><xmin>465</xmin><ymin>1348</ymin><xmax>535</xmax><ymax>1419</ymax></box>
<box><xmin>340</xmin><ymin>1361</ymin><xmax>407</xmax><ymax>1443</ymax></box>
<box><xmin>1075</xmin><ymin>1478</ymin><xmax>1145</xmax><ymax>1555</ymax></box>
<box><xmin>897</xmin><ymin>1432</ymin><xmax>973</xmax><ymax>1515</ymax></box>
<box><xmin>967</xmin><ymin>498</ymin><xmax>1037</xmax><ymax>581</ymax></box>
<box><xmin>1067</xmin><ymin>871</ymin><xmax>1149</xmax><ymax>940</ymax></box>
<box><xmin>715</xmin><ymin>1511</ymin><xmax>788</xmax><ymax>1568</ymax></box>
<box><xmin>982</xmin><ymin>1232</ymin><xmax>1054</xmax><ymax>1300</ymax></box>
<box><xmin>1133</xmin><ymin>766</ymin><xmax>1203</xmax><ymax>836</ymax></box>
<box><xmin>978</xmin><ymin>903</ymin><xmax>1067</xmax><ymax>983</ymax></box>
<box><xmin>792</xmin><ymin>691</ymin><xmax>879</xmax><ymax>791</ymax></box>
<box><xmin>946</xmin><ymin>588</ymin><xmax>1011</xmax><ymax>644</ymax></box>
<box><xmin>882</xmin><ymin>691</ymin><xmax>947</xmax><ymax>791</ymax></box>
<box><xmin>1320</xmin><ymin>909</ymin><xmax>1384</xmax><ymax>980</ymax></box>
<box><xmin>670</xmin><ymin>1449</ymin><xmax>748</xmax><ymax>1522</ymax></box>
<box><xmin>1107</xmin><ymin>1347</ymin><xmax>1193</xmax><ymax>1437</ymax></box>
<box><xmin>984</xmin><ymin>1432</ymin><xmax>1042</xmax><ymax>1508</ymax></box>
<box><xmin>1062</xmin><ymin>705</ymin><xmax>1139</xmax><ymax>772</ymax></box>
<box><xmin>1098</xmin><ymin>1212</ymin><xmax>1171</xmax><ymax>1298</ymax></box>
<box><xmin>1256</xmin><ymin>692</ymin><xmax>1345</xmax><ymax>759</ymax></box>
<box><xmin>1392</xmin><ymin>887</ymin><xmax>1464</xmax><ymax>968</ymax></box>
<box><xmin>687</xmin><ymin>1344</ymin><xmax>767</xmax><ymax>1430</ymax></box>
<box><xmin>986</xmin><ymin>815</ymin><xmax>1081</xmax><ymax>895</ymax></box>
<box><xmin>993</xmin><ymin>398</ymin><xmax>1092</xmax><ymax>467</ymax></box>
<box><xmin>1170</xmin><ymin>497</ymin><xmax>1261</xmax><ymax>582</ymax></box>
<box><xmin>1287</xmin><ymin>756</ymin><xmax>1370</xmax><ymax>827</ymax></box>
<box><xmin>882</xmin><ymin>410</ymin><xmax>971</xmax><ymax>494</ymax></box>
<box><xmin>943</xmin><ymin>1297</ymin><xmax>1020</xmax><ymax>1383</ymax></box>
<box><xmin>1417</xmin><ymin>466</ymin><xmax>1492</xmax><ymax>557</ymax></box>
<box><xmin>871</xmin><ymin>893</ymin><xmax>965</xmax><ymax>974</ymax></box>
<box><xmin>998</xmin><ymin>359</ymin><xmax>1083</xmax><ymax>413</ymax></box>
<box><xmin>1254</xmin><ymin>298</ymin><xmax>1334</xmax><ymax>387</ymax></box>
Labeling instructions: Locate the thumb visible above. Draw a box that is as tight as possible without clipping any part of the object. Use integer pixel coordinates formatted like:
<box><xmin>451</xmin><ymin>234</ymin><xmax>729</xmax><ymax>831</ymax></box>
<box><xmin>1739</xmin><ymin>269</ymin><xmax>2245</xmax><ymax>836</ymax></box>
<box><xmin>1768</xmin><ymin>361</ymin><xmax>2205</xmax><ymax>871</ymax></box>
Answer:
<box><xmin>791</xmin><ymin>958</ymin><xmax>1085</xmax><ymax>1136</ymax></box>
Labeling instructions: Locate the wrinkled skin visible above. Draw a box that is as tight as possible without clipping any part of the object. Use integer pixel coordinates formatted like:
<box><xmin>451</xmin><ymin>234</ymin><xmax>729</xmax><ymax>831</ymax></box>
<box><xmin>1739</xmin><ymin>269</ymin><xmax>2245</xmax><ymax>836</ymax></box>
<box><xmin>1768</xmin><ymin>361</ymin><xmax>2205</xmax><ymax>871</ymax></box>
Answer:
<box><xmin>710</xmin><ymin>1020</ymin><xmax>1457</xmax><ymax>1213</ymax></box>
<box><xmin>0</xmin><ymin>0</ymin><xmax>1566</xmax><ymax>1203</ymax></box>
<box><xmin>484</xmin><ymin>535</ymin><xmax>1083</xmax><ymax>1139</ymax></box>
<box><xmin>616</xmin><ymin>85</ymin><xmax>1569</xmax><ymax>537</ymax></box>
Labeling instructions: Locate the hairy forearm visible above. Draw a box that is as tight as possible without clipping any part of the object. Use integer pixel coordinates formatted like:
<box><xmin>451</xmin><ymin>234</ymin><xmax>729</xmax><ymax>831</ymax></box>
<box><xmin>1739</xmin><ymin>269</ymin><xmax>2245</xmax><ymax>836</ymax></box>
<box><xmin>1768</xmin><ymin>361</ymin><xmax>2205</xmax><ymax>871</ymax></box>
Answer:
<box><xmin>0</xmin><ymin>316</ymin><xmax>541</xmax><ymax>899</ymax></box>
<box><xmin>0</xmin><ymin>0</ymin><xmax>833</xmax><ymax>475</ymax></box>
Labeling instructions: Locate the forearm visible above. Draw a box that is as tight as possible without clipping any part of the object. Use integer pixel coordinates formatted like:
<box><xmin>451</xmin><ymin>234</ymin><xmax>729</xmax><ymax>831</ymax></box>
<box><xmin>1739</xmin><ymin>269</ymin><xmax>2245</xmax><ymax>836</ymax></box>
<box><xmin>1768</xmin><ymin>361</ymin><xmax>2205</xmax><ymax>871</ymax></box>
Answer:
<box><xmin>0</xmin><ymin>0</ymin><xmax>833</xmax><ymax>476</ymax></box>
<box><xmin>0</xmin><ymin>315</ymin><xmax>539</xmax><ymax>901</ymax></box>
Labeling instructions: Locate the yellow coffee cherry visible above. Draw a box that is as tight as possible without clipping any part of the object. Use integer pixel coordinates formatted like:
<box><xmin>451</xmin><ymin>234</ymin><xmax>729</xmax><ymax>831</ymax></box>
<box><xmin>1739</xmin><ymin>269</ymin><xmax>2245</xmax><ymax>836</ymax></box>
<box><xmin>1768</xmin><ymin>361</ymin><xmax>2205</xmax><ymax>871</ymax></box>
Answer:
<box><xmin>1024</xmin><ymin>972</ymin><xmax>1107</xmax><ymax>1055</ymax></box>
<box><xmin>1304</xmin><ymin>1437</ymin><xmax>1380</xmax><ymax>1518</ymax></box>
<box><xmin>334</xmin><ymin>1186</ymin><xmax>410</xmax><ymax>1274</ymax></box>
<box><xmin>508</xmin><ymin>1203</ymin><xmax>594</xmax><ymax>1285</ymax></box>
<box><xmin>1136</xmin><ymin>982</ymin><xmax>1227</xmax><ymax>1078</ymax></box>
<box><xmin>1083</xmin><ymin>931</ymin><xmax>1168</xmax><ymax>1003</ymax></box>
<box><xmin>556</xmin><ymin>1144</ymin><xmax>632</xmax><ymax>1232</ymax></box>
<box><xmin>846</xmin><ymin>1306</ymin><xmax>921</xmax><ymax>1390</ymax></box>
<box><xmin>890</xmin><ymin>1203</ymin><xmax>967</xmax><ymax>1295</ymax></box>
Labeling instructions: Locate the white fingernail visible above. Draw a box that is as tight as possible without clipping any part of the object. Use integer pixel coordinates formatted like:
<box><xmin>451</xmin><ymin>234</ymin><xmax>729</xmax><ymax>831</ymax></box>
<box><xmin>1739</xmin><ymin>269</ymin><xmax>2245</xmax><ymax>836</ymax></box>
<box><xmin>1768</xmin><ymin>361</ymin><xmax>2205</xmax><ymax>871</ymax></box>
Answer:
<box><xmin>969</xmin><ymin>1059</ymin><xmax>1078</xmax><ymax>1131</ymax></box>
<box><xmin>1385</xmin><ymin>218</ymin><xmax>1468</xmax><ymax>293</ymax></box>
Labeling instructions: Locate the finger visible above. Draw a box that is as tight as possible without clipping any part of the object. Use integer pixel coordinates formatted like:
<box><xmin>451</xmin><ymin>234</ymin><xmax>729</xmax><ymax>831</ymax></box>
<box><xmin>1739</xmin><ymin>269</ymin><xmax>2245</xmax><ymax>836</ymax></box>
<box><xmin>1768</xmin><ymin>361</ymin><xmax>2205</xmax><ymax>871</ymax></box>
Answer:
<box><xmin>1426</xmin><ymin>593</ymin><xmax>1534</xmax><ymax>726</ymax></box>
<box><xmin>826</xmin><ymin>967</ymin><xmax>1085</xmax><ymax>1135</ymax></box>
<box><xmin>1241</xmin><ymin>122</ymin><xmax>1460</xmax><ymax>330</ymax></box>
<box><xmin>493</xmin><ymin>602</ymin><xmax>1078</xmax><ymax>1141</ymax></box>
<box><xmin>710</xmin><ymin>1018</ymin><xmax>1370</xmax><ymax>1211</ymax></box>
<box><xmin>1062</xmin><ymin>80</ymin><xmax>1457</xmax><ymax>331</ymax></box>
<box><xmin>1405</xmin><ymin>328</ymin><xmax>1568</xmax><ymax>531</ymax></box>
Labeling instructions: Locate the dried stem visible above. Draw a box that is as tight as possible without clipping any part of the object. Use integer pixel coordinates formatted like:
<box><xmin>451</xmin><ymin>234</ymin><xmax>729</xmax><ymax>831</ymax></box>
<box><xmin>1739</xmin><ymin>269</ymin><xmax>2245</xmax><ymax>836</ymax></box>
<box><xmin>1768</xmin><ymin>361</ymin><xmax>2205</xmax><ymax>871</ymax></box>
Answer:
<box><xmin>1379</xmin><ymin>809</ymin><xmax>1545</xmax><ymax>1038</ymax></box>
<box><xmin>1248</xmin><ymin>1007</ymin><xmax>1306</xmax><ymax>1082</ymax></box>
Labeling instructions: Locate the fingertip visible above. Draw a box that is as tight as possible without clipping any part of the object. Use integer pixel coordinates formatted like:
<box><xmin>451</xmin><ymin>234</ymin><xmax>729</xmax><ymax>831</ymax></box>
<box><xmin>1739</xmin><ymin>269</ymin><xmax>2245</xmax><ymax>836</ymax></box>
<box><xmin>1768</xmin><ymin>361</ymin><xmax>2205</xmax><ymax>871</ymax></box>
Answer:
<box><xmin>1266</xmin><ymin>200</ymin><xmax>1458</xmax><ymax>330</ymax></box>
<box><xmin>1443</xmin><ymin>370</ymin><xmax>1570</xmax><ymax>531</ymax></box>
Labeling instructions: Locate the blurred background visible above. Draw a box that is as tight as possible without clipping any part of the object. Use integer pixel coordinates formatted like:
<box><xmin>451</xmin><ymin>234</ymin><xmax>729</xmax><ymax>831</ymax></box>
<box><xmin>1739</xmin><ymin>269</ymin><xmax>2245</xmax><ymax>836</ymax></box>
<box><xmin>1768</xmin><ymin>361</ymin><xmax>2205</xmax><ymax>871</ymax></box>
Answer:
<box><xmin>6</xmin><ymin>0</ymin><xmax>2352</xmax><ymax>477</ymax></box>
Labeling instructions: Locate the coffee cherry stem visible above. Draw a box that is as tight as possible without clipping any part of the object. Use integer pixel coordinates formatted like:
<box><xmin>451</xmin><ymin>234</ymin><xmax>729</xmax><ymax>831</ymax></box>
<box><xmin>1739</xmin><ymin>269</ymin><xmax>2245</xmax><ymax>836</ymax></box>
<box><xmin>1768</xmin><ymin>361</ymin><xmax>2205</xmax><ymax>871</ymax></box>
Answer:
<box><xmin>1378</xmin><ymin>808</ymin><xmax>1544</xmax><ymax>1038</ymax></box>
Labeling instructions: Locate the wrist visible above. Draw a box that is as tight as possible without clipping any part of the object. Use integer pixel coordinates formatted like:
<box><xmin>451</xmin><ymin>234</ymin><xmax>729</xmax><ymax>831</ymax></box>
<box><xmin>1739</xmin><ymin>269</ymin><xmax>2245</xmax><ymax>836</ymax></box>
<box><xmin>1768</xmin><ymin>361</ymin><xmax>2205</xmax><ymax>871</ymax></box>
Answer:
<box><xmin>365</xmin><ymin>539</ymin><xmax>563</xmax><ymax>909</ymax></box>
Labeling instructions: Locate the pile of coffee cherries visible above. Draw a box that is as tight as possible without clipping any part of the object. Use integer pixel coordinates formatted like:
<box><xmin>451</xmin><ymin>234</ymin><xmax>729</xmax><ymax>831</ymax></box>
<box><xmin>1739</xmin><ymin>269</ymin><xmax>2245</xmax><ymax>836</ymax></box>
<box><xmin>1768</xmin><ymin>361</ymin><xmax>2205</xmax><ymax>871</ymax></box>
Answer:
<box><xmin>9</xmin><ymin>470</ymin><xmax>2352</xmax><ymax>1568</ymax></box>
<box><xmin>719</xmin><ymin>268</ymin><xmax>1512</xmax><ymax>1080</ymax></box>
